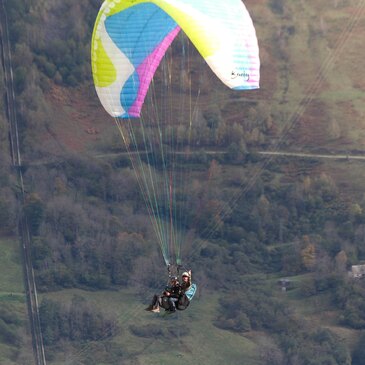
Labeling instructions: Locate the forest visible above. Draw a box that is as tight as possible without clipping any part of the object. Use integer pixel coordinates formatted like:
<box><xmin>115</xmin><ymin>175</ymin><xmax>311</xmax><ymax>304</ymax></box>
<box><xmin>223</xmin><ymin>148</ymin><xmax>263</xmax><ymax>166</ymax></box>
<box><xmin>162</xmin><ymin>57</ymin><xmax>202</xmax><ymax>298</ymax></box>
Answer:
<box><xmin>1</xmin><ymin>0</ymin><xmax>365</xmax><ymax>364</ymax></box>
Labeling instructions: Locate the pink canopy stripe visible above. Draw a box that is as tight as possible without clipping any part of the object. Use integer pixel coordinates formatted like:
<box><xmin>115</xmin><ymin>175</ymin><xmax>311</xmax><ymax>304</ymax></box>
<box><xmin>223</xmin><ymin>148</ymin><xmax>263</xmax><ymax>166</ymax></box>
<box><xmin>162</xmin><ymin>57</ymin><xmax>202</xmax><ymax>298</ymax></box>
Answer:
<box><xmin>128</xmin><ymin>26</ymin><xmax>181</xmax><ymax>117</ymax></box>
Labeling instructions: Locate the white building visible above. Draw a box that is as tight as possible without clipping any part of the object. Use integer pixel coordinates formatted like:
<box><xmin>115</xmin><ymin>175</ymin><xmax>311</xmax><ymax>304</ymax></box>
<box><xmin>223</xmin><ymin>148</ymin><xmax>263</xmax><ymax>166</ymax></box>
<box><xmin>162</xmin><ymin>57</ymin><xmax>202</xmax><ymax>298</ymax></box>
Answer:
<box><xmin>350</xmin><ymin>265</ymin><xmax>365</xmax><ymax>278</ymax></box>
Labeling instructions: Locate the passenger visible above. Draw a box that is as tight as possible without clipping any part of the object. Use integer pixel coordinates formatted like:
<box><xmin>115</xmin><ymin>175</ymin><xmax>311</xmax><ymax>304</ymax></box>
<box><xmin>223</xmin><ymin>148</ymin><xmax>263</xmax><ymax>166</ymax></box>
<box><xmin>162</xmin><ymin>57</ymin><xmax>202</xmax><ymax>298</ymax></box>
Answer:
<box><xmin>177</xmin><ymin>271</ymin><xmax>197</xmax><ymax>310</ymax></box>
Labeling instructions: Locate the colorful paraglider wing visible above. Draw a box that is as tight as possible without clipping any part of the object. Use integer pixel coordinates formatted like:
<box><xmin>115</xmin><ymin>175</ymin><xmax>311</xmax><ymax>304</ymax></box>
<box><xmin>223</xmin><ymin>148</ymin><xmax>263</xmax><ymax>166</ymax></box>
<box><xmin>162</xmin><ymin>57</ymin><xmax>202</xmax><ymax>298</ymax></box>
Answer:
<box><xmin>91</xmin><ymin>0</ymin><xmax>260</xmax><ymax>118</ymax></box>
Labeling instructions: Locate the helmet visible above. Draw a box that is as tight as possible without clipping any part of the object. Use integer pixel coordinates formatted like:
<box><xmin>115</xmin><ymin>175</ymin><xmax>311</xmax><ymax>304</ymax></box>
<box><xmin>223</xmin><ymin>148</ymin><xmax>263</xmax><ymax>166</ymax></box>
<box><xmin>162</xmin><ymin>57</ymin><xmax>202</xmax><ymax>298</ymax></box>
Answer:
<box><xmin>170</xmin><ymin>276</ymin><xmax>178</xmax><ymax>281</ymax></box>
<box><xmin>182</xmin><ymin>272</ymin><xmax>190</xmax><ymax>278</ymax></box>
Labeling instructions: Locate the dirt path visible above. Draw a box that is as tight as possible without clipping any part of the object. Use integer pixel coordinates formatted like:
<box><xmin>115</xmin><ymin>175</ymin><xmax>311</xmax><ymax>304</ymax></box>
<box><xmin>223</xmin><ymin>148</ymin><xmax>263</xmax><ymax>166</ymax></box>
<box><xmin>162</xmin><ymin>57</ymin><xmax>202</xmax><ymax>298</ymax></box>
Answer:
<box><xmin>258</xmin><ymin>151</ymin><xmax>365</xmax><ymax>161</ymax></box>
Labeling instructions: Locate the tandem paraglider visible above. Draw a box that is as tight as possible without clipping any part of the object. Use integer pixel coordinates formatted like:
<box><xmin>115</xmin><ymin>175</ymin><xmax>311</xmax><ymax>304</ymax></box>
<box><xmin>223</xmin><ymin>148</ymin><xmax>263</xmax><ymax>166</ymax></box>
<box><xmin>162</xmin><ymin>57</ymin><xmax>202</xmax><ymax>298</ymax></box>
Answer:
<box><xmin>145</xmin><ymin>270</ymin><xmax>197</xmax><ymax>313</ymax></box>
<box><xmin>91</xmin><ymin>0</ymin><xmax>260</xmax><ymax>306</ymax></box>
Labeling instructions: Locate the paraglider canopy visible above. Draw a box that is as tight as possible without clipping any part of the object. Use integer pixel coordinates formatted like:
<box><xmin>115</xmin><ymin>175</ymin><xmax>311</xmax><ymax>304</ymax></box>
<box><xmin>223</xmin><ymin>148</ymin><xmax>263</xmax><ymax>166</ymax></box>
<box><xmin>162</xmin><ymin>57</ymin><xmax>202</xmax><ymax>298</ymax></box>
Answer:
<box><xmin>91</xmin><ymin>0</ymin><xmax>260</xmax><ymax>269</ymax></box>
<box><xmin>91</xmin><ymin>0</ymin><xmax>260</xmax><ymax>118</ymax></box>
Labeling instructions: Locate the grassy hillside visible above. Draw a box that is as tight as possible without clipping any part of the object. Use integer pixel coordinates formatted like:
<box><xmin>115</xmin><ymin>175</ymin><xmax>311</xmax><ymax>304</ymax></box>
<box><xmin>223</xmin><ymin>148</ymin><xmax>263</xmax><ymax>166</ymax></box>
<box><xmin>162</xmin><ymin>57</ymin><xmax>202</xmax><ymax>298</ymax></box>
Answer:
<box><xmin>16</xmin><ymin>0</ymin><xmax>363</xmax><ymax>159</ymax></box>
<box><xmin>246</xmin><ymin>0</ymin><xmax>365</xmax><ymax>153</ymax></box>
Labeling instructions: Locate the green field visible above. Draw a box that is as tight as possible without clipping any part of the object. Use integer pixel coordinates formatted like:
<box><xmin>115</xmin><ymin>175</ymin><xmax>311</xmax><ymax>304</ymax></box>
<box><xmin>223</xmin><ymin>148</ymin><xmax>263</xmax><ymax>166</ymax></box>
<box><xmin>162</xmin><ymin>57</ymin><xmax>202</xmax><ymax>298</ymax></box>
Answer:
<box><xmin>0</xmin><ymin>237</ymin><xmax>33</xmax><ymax>364</ymax></box>
<box><xmin>0</xmin><ymin>238</ymin><xmax>24</xmax><ymax>294</ymax></box>
<box><xmin>43</xmin><ymin>288</ymin><xmax>261</xmax><ymax>365</ymax></box>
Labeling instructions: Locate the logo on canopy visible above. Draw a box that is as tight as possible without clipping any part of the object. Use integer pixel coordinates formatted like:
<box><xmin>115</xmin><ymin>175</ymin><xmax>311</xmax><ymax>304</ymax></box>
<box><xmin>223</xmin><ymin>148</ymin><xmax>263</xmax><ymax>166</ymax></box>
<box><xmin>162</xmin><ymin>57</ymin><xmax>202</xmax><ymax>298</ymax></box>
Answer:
<box><xmin>231</xmin><ymin>69</ymin><xmax>250</xmax><ymax>81</ymax></box>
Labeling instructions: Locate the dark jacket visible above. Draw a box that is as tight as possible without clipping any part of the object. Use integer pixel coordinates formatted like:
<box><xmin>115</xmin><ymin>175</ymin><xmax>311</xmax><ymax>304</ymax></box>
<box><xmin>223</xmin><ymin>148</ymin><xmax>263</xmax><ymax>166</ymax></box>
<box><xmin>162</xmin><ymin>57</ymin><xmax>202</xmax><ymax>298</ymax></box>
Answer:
<box><xmin>164</xmin><ymin>283</ymin><xmax>181</xmax><ymax>298</ymax></box>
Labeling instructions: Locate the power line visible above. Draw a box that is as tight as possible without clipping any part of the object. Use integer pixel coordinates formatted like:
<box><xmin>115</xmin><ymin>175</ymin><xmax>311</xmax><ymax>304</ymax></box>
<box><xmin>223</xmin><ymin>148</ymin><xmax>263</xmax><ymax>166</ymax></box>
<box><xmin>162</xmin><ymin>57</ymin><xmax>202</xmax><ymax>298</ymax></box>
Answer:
<box><xmin>0</xmin><ymin>1</ymin><xmax>46</xmax><ymax>364</ymax></box>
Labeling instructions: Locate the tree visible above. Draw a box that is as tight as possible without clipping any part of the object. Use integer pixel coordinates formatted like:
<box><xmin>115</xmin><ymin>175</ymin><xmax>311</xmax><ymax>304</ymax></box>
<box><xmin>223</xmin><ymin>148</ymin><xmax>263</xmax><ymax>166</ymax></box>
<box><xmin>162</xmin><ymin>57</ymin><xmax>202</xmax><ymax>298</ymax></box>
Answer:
<box><xmin>335</xmin><ymin>250</ymin><xmax>348</xmax><ymax>273</ymax></box>
<box><xmin>352</xmin><ymin>331</ymin><xmax>365</xmax><ymax>365</ymax></box>
<box><xmin>23</xmin><ymin>192</ymin><xmax>44</xmax><ymax>235</ymax></box>
<box><xmin>258</xmin><ymin>337</ymin><xmax>285</xmax><ymax>365</ymax></box>
<box><xmin>39</xmin><ymin>295</ymin><xmax>117</xmax><ymax>344</ymax></box>
<box><xmin>0</xmin><ymin>187</ymin><xmax>17</xmax><ymax>233</ymax></box>
<box><xmin>301</xmin><ymin>236</ymin><xmax>316</xmax><ymax>271</ymax></box>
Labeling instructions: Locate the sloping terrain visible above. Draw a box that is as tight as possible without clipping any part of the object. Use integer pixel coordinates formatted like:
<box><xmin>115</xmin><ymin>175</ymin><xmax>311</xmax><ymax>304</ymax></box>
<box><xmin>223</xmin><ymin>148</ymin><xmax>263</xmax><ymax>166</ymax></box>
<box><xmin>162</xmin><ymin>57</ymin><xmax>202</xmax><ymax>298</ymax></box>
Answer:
<box><xmin>38</xmin><ymin>0</ymin><xmax>365</xmax><ymax>158</ymax></box>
